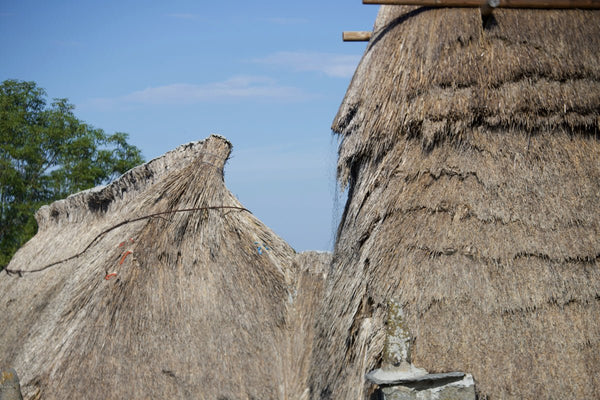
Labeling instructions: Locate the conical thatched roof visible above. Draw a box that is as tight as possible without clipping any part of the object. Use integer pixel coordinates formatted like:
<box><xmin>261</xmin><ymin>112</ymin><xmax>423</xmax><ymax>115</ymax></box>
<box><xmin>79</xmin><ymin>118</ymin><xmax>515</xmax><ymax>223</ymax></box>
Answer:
<box><xmin>0</xmin><ymin>135</ymin><xmax>330</xmax><ymax>399</ymax></box>
<box><xmin>310</xmin><ymin>5</ymin><xmax>600</xmax><ymax>400</ymax></box>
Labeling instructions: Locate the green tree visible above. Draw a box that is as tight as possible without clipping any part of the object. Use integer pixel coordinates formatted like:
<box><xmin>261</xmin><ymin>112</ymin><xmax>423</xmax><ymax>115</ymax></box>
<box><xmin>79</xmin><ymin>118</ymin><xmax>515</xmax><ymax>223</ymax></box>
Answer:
<box><xmin>0</xmin><ymin>79</ymin><xmax>144</xmax><ymax>269</ymax></box>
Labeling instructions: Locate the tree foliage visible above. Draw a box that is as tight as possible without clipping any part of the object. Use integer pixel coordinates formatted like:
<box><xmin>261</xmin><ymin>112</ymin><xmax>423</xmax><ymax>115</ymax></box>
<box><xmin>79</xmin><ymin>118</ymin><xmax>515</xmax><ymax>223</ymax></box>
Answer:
<box><xmin>0</xmin><ymin>79</ymin><xmax>144</xmax><ymax>268</ymax></box>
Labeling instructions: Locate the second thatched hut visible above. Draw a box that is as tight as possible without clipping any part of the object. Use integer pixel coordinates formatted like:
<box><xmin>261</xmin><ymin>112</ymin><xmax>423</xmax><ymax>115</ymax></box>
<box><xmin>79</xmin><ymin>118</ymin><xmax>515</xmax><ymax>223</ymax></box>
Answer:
<box><xmin>310</xmin><ymin>4</ymin><xmax>600</xmax><ymax>399</ymax></box>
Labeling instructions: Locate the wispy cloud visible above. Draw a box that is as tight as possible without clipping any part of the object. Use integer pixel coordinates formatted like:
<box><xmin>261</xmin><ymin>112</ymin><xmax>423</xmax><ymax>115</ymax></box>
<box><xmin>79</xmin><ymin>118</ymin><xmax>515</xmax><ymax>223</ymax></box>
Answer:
<box><xmin>86</xmin><ymin>76</ymin><xmax>310</xmax><ymax>109</ymax></box>
<box><xmin>227</xmin><ymin>140</ymin><xmax>332</xmax><ymax>182</ymax></box>
<box><xmin>166</xmin><ymin>13</ymin><xmax>201</xmax><ymax>20</ymax></box>
<box><xmin>252</xmin><ymin>52</ymin><xmax>361</xmax><ymax>78</ymax></box>
<box><xmin>263</xmin><ymin>17</ymin><xmax>308</xmax><ymax>25</ymax></box>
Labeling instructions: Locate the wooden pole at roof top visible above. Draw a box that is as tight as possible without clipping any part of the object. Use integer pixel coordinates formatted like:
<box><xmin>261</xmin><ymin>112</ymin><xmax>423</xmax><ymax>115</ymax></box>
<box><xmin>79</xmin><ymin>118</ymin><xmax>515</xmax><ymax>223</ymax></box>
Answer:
<box><xmin>343</xmin><ymin>31</ymin><xmax>373</xmax><ymax>41</ymax></box>
<box><xmin>363</xmin><ymin>0</ymin><xmax>600</xmax><ymax>8</ymax></box>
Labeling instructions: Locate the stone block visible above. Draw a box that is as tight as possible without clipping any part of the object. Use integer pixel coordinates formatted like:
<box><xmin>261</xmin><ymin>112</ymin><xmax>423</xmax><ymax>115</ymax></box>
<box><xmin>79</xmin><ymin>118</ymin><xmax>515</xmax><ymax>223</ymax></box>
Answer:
<box><xmin>367</xmin><ymin>367</ymin><xmax>475</xmax><ymax>400</ymax></box>
<box><xmin>0</xmin><ymin>368</ymin><xmax>23</xmax><ymax>400</ymax></box>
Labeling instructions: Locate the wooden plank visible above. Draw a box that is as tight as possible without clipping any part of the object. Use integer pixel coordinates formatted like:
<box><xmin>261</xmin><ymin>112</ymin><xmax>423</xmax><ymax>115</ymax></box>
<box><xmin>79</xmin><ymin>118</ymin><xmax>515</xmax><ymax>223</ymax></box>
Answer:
<box><xmin>363</xmin><ymin>0</ymin><xmax>600</xmax><ymax>8</ymax></box>
<box><xmin>343</xmin><ymin>31</ymin><xmax>373</xmax><ymax>41</ymax></box>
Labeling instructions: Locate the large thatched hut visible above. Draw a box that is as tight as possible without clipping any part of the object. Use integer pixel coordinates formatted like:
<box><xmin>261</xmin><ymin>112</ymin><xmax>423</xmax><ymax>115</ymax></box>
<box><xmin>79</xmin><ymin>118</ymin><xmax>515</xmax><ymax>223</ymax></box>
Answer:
<box><xmin>310</xmin><ymin>5</ymin><xmax>600</xmax><ymax>399</ymax></box>
<box><xmin>0</xmin><ymin>135</ymin><xmax>329</xmax><ymax>399</ymax></box>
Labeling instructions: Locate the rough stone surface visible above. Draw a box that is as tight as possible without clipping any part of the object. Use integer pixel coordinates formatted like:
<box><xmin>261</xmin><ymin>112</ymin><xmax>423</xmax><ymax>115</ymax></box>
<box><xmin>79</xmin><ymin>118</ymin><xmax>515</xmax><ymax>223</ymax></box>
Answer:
<box><xmin>366</xmin><ymin>365</ymin><xmax>429</xmax><ymax>386</ymax></box>
<box><xmin>0</xmin><ymin>368</ymin><xmax>23</xmax><ymax>400</ymax></box>
<box><xmin>378</xmin><ymin>373</ymin><xmax>475</xmax><ymax>400</ymax></box>
<box><xmin>384</xmin><ymin>299</ymin><xmax>413</xmax><ymax>365</ymax></box>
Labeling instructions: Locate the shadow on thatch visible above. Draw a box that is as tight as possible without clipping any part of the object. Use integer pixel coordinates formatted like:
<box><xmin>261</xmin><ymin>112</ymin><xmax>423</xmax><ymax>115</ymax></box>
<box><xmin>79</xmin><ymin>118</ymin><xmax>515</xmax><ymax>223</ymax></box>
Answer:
<box><xmin>367</xmin><ymin>7</ymin><xmax>432</xmax><ymax>49</ymax></box>
<box><xmin>310</xmin><ymin>4</ymin><xmax>600</xmax><ymax>400</ymax></box>
<box><xmin>0</xmin><ymin>135</ymin><xmax>331</xmax><ymax>399</ymax></box>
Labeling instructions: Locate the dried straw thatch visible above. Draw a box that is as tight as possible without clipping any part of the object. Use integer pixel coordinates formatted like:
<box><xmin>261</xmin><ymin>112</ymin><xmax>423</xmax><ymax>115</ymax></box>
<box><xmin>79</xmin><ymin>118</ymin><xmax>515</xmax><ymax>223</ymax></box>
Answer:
<box><xmin>0</xmin><ymin>135</ymin><xmax>330</xmax><ymax>399</ymax></box>
<box><xmin>310</xmin><ymin>5</ymin><xmax>600</xmax><ymax>399</ymax></box>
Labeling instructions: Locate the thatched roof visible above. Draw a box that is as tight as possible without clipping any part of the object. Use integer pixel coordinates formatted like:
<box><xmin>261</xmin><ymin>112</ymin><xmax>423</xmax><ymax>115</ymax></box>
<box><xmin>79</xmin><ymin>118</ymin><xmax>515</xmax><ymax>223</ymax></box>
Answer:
<box><xmin>0</xmin><ymin>135</ymin><xmax>330</xmax><ymax>399</ymax></box>
<box><xmin>310</xmin><ymin>5</ymin><xmax>600</xmax><ymax>400</ymax></box>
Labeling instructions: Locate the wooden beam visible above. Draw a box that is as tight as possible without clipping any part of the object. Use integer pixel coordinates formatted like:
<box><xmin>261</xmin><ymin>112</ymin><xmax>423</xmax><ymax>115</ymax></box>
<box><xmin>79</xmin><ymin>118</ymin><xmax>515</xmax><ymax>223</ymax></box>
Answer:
<box><xmin>343</xmin><ymin>31</ymin><xmax>373</xmax><ymax>41</ymax></box>
<box><xmin>363</xmin><ymin>0</ymin><xmax>600</xmax><ymax>8</ymax></box>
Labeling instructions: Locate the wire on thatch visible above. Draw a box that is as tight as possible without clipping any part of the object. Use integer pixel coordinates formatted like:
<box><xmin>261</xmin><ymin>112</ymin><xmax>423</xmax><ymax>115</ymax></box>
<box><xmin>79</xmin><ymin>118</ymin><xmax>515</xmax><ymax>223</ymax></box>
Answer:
<box><xmin>4</xmin><ymin>205</ymin><xmax>250</xmax><ymax>277</ymax></box>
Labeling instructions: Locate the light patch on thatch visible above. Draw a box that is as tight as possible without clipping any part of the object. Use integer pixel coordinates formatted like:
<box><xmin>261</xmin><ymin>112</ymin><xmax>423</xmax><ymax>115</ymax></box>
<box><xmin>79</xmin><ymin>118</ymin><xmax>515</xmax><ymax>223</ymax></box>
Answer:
<box><xmin>0</xmin><ymin>135</ymin><xmax>330</xmax><ymax>399</ymax></box>
<box><xmin>311</xmin><ymin>5</ymin><xmax>600</xmax><ymax>400</ymax></box>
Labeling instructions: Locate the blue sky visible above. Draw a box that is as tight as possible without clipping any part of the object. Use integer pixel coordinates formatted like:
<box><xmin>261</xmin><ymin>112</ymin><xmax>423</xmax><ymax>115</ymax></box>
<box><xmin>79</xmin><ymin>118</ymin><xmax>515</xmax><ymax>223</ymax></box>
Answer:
<box><xmin>0</xmin><ymin>0</ymin><xmax>378</xmax><ymax>252</ymax></box>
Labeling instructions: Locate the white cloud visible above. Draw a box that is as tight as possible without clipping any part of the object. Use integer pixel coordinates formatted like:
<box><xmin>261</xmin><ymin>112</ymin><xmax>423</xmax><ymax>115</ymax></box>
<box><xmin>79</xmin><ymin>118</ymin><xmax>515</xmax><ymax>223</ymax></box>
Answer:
<box><xmin>86</xmin><ymin>76</ymin><xmax>310</xmax><ymax>109</ymax></box>
<box><xmin>226</xmin><ymin>140</ymin><xmax>332</xmax><ymax>185</ymax></box>
<box><xmin>252</xmin><ymin>52</ymin><xmax>361</xmax><ymax>78</ymax></box>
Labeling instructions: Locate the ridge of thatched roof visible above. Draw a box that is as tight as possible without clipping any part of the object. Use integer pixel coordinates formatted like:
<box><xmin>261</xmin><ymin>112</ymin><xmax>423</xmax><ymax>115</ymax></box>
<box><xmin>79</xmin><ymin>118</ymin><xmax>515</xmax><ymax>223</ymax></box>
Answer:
<box><xmin>311</xmin><ymin>6</ymin><xmax>600</xmax><ymax>400</ymax></box>
<box><xmin>34</xmin><ymin>138</ymin><xmax>216</xmax><ymax>231</ymax></box>
<box><xmin>0</xmin><ymin>135</ymin><xmax>330</xmax><ymax>399</ymax></box>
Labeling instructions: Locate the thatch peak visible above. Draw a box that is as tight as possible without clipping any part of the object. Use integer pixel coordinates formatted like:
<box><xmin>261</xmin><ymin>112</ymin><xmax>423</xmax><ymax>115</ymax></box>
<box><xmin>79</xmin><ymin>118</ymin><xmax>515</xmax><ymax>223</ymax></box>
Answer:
<box><xmin>0</xmin><ymin>135</ymin><xmax>330</xmax><ymax>399</ymax></box>
<box><xmin>35</xmin><ymin>135</ymin><xmax>232</xmax><ymax>231</ymax></box>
